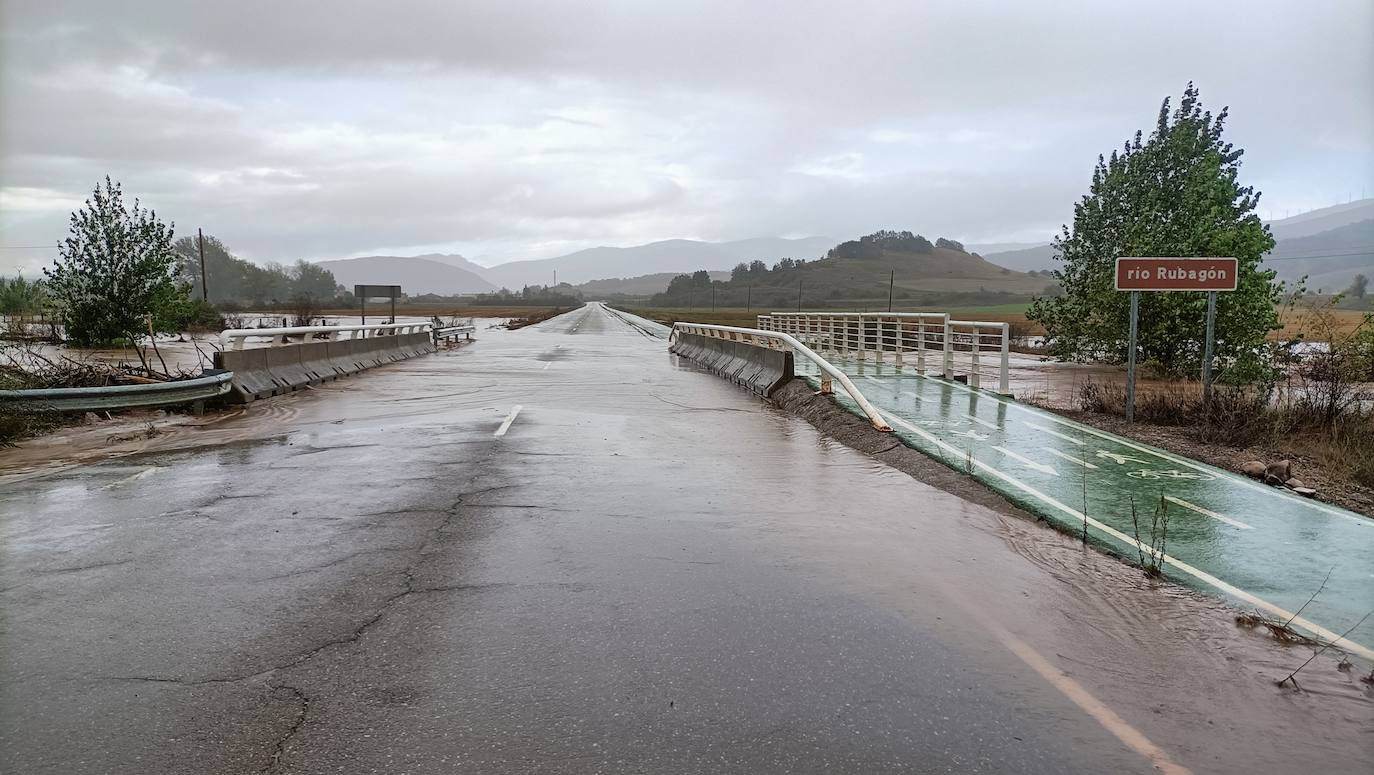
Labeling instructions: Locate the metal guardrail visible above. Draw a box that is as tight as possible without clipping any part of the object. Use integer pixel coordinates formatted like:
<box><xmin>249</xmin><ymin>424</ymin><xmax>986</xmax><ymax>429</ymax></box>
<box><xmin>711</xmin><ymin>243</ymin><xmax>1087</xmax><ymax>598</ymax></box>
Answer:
<box><xmin>671</xmin><ymin>322</ymin><xmax>891</xmax><ymax>431</ymax></box>
<box><xmin>759</xmin><ymin>311</ymin><xmax>1009</xmax><ymax>393</ymax></box>
<box><xmin>0</xmin><ymin>370</ymin><xmax>234</xmax><ymax>412</ymax></box>
<box><xmin>433</xmin><ymin>324</ymin><xmax>475</xmax><ymax>344</ymax></box>
<box><xmin>221</xmin><ymin>322</ymin><xmax>432</xmax><ymax>350</ymax></box>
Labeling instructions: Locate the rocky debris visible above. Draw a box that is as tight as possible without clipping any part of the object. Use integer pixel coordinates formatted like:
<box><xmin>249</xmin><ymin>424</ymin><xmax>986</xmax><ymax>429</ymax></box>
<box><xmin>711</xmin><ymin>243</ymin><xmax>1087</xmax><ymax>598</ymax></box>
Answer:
<box><xmin>1266</xmin><ymin>459</ymin><xmax>1292</xmax><ymax>482</ymax></box>
<box><xmin>1240</xmin><ymin>459</ymin><xmax>1316</xmax><ymax>496</ymax></box>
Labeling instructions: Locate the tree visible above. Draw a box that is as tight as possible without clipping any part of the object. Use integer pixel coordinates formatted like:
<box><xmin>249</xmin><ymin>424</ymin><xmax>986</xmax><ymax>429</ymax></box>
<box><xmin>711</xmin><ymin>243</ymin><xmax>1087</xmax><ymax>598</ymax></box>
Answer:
<box><xmin>1027</xmin><ymin>84</ymin><xmax>1279</xmax><ymax>374</ymax></box>
<box><xmin>44</xmin><ymin>177</ymin><xmax>189</xmax><ymax>346</ymax></box>
<box><xmin>291</xmin><ymin>259</ymin><xmax>340</xmax><ymax>300</ymax></box>
<box><xmin>731</xmin><ymin>262</ymin><xmax>749</xmax><ymax>282</ymax></box>
<box><xmin>1345</xmin><ymin>274</ymin><xmax>1368</xmax><ymax>299</ymax></box>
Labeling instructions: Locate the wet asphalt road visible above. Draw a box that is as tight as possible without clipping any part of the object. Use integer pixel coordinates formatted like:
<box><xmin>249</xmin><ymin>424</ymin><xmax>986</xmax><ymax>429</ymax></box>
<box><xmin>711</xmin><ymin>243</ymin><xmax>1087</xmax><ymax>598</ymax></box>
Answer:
<box><xmin>2</xmin><ymin>304</ymin><xmax>1369</xmax><ymax>774</ymax></box>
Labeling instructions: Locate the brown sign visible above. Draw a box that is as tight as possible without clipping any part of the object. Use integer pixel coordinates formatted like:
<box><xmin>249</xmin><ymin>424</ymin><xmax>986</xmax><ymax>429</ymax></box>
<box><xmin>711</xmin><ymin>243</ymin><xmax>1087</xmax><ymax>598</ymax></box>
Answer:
<box><xmin>1115</xmin><ymin>257</ymin><xmax>1237</xmax><ymax>291</ymax></box>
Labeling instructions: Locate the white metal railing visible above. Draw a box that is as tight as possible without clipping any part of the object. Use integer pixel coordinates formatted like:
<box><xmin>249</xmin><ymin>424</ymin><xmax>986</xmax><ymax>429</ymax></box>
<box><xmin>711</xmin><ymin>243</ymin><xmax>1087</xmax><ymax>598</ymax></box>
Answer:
<box><xmin>221</xmin><ymin>322</ymin><xmax>432</xmax><ymax>350</ymax></box>
<box><xmin>761</xmin><ymin>311</ymin><xmax>1009</xmax><ymax>394</ymax></box>
<box><xmin>671</xmin><ymin>322</ymin><xmax>891</xmax><ymax>431</ymax></box>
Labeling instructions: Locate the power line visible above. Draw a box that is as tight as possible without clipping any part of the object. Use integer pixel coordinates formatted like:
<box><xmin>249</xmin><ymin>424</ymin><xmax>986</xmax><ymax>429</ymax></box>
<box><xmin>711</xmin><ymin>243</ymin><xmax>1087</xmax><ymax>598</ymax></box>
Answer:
<box><xmin>1264</xmin><ymin>249</ymin><xmax>1374</xmax><ymax>262</ymax></box>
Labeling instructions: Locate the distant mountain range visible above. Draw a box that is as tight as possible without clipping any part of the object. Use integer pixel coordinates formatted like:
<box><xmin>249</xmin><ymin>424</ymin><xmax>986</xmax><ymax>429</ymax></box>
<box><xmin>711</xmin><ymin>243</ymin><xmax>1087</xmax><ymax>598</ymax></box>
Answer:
<box><xmin>319</xmin><ymin>237</ymin><xmax>835</xmax><ymax>297</ymax></box>
<box><xmin>313</xmin><ymin>199</ymin><xmax>1372</xmax><ymax>300</ymax></box>
<box><xmin>977</xmin><ymin>199</ymin><xmax>1374</xmax><ymax>288</ymax></box>
<box><xmin>316</xmin><ymin>255</ymin><xmax>496</xmax><ymax>295</ymax></box>
<box><xmin>481</xmin><ymin>236</ymin><xmax>836</xmax><ymax>289</ymax></box>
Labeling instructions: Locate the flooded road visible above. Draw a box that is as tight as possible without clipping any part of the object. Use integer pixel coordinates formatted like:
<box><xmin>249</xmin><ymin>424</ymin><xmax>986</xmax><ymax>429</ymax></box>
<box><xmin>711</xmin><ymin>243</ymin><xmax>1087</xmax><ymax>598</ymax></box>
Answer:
<box><xmin>1</xmin><ymin>304</ymin><xmax>1369</xmax><ymax>773</ymax></box>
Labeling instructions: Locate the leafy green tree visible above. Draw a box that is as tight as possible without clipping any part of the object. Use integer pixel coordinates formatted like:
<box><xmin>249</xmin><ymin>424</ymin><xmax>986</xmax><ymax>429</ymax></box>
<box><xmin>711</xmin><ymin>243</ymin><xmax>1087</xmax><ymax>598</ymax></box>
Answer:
<box><xmin>290</xmin><ymin>259</ymin><xmax>340</xmax><ymax>300</ymax></box>
<box><xmin>0</xmin><ymin>275</ymin><xmax>49</xmax><ymax>315</ymax></box>
<box><xmin>1027</xmin><ymin>84</ymin><xmax>1279</xmax><ymax>374</ymax></box>
<box><xmin>44</xmin><ymin>177</ymin><xmax>189</xmax><ymax>346</ymax></box>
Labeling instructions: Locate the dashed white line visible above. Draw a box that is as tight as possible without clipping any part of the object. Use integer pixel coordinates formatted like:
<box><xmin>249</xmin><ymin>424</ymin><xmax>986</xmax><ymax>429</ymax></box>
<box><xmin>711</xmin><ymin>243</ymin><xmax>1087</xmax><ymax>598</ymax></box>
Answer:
<box><xmin>1023</xmin><ymin>421</ymin><xmax>1086</xmax><ymax>445</ymax></box>
<box><xmin>494</xmin><ymin>405</ymin><xmax>523</xmax><ymax>437</ymax></box>
<box><xmin>1040</xmin><ymin>447</ymin><xmax>1099</xmax><ymax>469</ymax></box>
<box><xmin>1164</xmin><ymin>496</ymin><xmax>1254</xmax><ymax>530</ymax></box>
<box><xmin>993</xmin><ymin>446</ymin><xmax>1058</xmax><ymax>476</ymax></box>
<box><xmin>964</xmin><ymin>413</ymin><xmax>1000</xmax><ymax>430</ymax></box>
<box><xmin>101</xmin><ymin>467</ymin><xmax>158</xmax><ymax>490</ymax></box>
<box><xmin>542</xmin><ymin>362</ymin><xmax>551</xmax><ymax>370</ymax></box>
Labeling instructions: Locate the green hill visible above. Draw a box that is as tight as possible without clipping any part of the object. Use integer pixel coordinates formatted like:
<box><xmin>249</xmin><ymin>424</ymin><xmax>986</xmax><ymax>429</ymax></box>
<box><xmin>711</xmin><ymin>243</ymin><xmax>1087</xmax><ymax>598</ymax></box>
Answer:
<box><xmin>647</xmin><ymin>231</ymin><xmax>1051</xmax><ymax>308</ymax></box>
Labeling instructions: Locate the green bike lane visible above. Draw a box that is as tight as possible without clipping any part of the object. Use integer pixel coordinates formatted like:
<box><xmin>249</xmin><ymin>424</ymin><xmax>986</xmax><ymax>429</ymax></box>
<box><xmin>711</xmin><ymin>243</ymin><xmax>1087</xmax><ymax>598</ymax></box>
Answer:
<box><xmin>793</xmin><ymin>359</ymin><xmax>1374</xmax><ymax>661</ymax></box>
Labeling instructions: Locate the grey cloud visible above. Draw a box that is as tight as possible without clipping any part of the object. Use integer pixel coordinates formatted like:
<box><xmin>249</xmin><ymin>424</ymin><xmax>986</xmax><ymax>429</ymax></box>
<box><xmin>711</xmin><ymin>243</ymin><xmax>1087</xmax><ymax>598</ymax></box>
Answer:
<box><xmin>1</xmin><ymin>0</ymin><xmax>1371</xmax><ymax>273</ymax></box>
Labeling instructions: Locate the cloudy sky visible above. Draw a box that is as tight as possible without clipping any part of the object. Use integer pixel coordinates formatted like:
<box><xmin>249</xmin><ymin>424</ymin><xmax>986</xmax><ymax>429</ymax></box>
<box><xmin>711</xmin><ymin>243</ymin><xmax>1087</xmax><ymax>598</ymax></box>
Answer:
<box><xmin>2</xmin><ymin>0</ymin><xmax>1372</xmax><ymax>274</ymax></box>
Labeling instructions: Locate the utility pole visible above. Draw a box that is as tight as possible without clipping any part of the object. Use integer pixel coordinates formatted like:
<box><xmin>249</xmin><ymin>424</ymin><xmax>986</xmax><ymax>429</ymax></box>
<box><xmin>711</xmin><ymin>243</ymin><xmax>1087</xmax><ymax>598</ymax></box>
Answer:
<box><xmin>797</xmin><ymin>278</ymin><xmax>803</xmax><ymax>312</ymax></box>
<box><xmin>887</xmin><ymin>269</ymin><xmax>894</xmax><ymax>312</ymax></box>
<box><xmin>197</xmin><ymin>228</ymin><xmax>208</xmax><ymax>302</ymax></box>
<box><xmin>553</xmin><ymin>269</ymin><xmax>557</xmax><ymax>287</ymax></box>
<box><xmin>746</xmin><ymin>285</ymin><xmax>751</xmax><ymax>312</ymax></box>
<box><xmin>711</xmin><ymin>285</ymin><xmax>716</xmax><ymax>311</ymax></box>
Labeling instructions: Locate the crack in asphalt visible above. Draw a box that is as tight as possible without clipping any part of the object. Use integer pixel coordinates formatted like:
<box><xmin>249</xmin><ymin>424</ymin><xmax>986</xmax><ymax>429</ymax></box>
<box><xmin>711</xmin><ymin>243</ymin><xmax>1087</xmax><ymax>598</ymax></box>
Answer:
<box><xmin>261</xmin><ymin>683</ymin><xmax>310</xmax><ymax>774</ymax></box>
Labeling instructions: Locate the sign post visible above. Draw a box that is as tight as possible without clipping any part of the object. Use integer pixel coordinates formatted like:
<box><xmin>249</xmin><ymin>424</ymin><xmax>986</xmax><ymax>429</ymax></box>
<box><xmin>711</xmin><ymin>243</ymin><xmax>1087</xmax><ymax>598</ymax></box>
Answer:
<box><xmin>354</xmin><ymin>285</ymin><xmax>403</xmax><ymax>327</ymax></box>
<box><xmin>1114</xmin><ymin>257</ymin><xmax>1238</xmax><ymax>421</ymax></box>
<box><xmin>1126</xmin><ymin>290</ymin><xmax>1139</xmax><ymax>422</ymax></box>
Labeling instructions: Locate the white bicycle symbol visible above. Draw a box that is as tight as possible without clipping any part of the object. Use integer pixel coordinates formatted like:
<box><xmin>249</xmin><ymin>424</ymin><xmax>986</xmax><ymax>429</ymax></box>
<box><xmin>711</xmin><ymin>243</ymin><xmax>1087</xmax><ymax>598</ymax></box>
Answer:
<box><xmin>1126</xmin><ymin>469</ymin><xmax>1216</xmax><ymax>481</ymax></box>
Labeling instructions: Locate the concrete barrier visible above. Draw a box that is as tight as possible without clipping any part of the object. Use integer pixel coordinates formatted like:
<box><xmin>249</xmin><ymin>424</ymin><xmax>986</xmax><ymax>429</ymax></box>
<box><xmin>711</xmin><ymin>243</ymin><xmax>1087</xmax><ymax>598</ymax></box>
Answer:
<box><xmin>214</xmin><ymin>331</ymin><xmax>437</xmax><ymax>403</ymax></box>
<box><xmin>670</xmin><ymin>331</ymin><xmax>794</xmax><ymax>397</ymax></box>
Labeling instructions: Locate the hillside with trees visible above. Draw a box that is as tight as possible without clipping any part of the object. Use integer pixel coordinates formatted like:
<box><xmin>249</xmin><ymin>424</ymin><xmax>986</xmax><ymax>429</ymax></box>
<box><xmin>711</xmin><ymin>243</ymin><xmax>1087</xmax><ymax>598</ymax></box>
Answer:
<box><xmin>646</xmin><ymin>230</ymin><xmax>1048</xmax><ymax>308</ymax></box>
<box><xmin>173</xmin><ymin>235</ymin><xmax>345</xmax><ymax>308</ymax></box>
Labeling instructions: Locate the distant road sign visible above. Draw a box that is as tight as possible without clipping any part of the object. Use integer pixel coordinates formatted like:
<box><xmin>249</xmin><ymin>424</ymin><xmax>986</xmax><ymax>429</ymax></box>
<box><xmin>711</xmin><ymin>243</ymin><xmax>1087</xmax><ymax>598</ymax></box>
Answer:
<box><xmin>1115</xmin><ymin>257</ymin><xmax>1237</xmax><ymax>291</ymax></box>
<box><xmin>354</xmin><ymin>284</ymin><xmax>402</xmax><ymax>299</ymax></box>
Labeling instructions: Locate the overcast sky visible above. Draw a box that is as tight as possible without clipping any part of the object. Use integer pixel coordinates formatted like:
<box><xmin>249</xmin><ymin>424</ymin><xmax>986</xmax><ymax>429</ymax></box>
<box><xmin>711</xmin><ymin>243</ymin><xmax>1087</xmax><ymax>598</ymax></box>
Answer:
<box><xmin>2</xmin><ymin>0</ymin><xmax>1372</xmax><ymax>274</ymax></box>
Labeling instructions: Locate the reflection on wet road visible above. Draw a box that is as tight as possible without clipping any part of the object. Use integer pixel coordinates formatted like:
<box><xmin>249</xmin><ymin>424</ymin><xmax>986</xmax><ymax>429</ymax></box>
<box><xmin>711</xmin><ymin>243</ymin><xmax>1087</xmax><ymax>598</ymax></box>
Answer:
<box><xmin>1</xmin><ymin>304</ymin><xmax>1368</xmax><ymax>774</ymax></box>
<box><xmin>797</xmin><ymin>358</ymin><xmax>1374</xmax><ymax>659</ymax></box>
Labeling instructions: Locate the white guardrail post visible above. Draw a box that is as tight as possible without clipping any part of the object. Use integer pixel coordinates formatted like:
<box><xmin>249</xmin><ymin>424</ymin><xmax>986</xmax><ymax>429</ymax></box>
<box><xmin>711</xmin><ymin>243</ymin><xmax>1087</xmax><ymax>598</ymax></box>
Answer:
<box><xmin>999</xmin><ymin>322</ymin><xmax>1010</xmax><ymax>394</ymax></box>
<box><xmin>671</xmin><ymin>322</ymin><xmax>891</xmax><ymax>432</ymax></box>
<box><xmin>942</xmin><ymin>318</ymin><xmax>954</xmax><ymax>377</ymax></box>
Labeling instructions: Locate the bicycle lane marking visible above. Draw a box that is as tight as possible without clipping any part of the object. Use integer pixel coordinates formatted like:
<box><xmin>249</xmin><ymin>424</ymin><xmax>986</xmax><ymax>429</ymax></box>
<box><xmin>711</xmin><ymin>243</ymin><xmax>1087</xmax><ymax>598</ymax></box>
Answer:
<box><xmin>876</xmin><ymin>411</ymin><xmax>1374</xmax><ymax>661</ymax></box>
<box><xmin>917</xmin><ymin>372</ymin><xmax>1372</xmax><ymax>527</ymax></box>
<box><xmin>805</xmin><ymin>369</ymin><xmax>1374</xmax><ymax>659</ymax></box>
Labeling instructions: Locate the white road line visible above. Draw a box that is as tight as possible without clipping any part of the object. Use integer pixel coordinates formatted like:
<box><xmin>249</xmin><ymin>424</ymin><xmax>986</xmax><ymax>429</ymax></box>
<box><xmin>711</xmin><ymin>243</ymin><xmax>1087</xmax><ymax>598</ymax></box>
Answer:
<box><xmin>863</xmin><ymin>375</ymin><xmax>883</xmax><ymax>385</ymax></box>
<box><xmin>1023</xmin><ymin>421</ymin><xmax>1086</xmax><ymax>446</ymax></box>
<box><xmin>946</xmin><ymin>589</ymin><xmax>1194</xmax><ymax>775</ymax></box>
<box><xmin>964</xmin><ymin>413</ymin><xmax>1000</xmax><ymax>430</ymax></box>
<box><xmin>1164</xmin><ymin>496</ymin><xmax>1254</xmax><ymax>530</ymax></box>
<box><xmin>885</xmin><ymin>413</ymin><xmax>1374</xmax><ymax>661</ymax></box>
<box><xmin>101</xmin><ymin>467</ymin><xmax>158</xmax><ymax>490</ymax></box>
<box><xmin>993</xmin><ymin>446</ymin><xmax>1058</xmax><ymax>476</ymax></box>
<box><xmin>921</xmin><ymin>375</ymin><xmax>1369</xmax><ymax>525</ymax></box>
<box><xmin>542</xmin><ymin>362</ymin><xmax>551</xmax><ymax>370</ymax></box>
<box><xmin>494</xmin><ymin>405</ymin><xmax>523</xmax><ymax>438</ymax></box>
<box><xmin>899</xmin><ymin>391</ymin><xmax>922</xmax><ymax>401</ymax></box>
<box><xmin>1040</xmin><ymin>447</ymin><xmax>1099</xmax><ymax>469</ymax></box>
